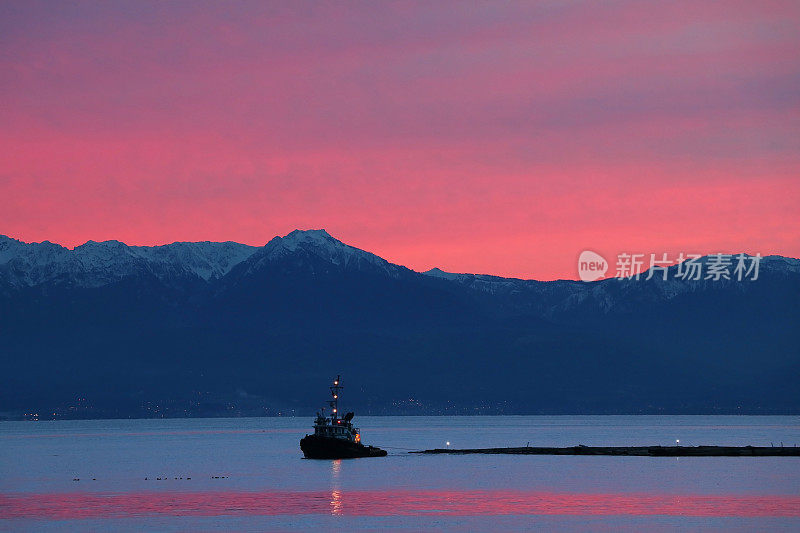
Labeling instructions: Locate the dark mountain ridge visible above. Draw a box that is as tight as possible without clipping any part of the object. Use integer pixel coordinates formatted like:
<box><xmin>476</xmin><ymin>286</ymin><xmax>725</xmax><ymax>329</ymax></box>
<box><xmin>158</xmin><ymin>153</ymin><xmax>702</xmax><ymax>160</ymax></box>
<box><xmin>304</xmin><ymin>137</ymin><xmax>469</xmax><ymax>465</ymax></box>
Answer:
<box><xmin>1</xmin><ymin>230</ymin><xmax>798</xmax><ymax>419</ymax></box>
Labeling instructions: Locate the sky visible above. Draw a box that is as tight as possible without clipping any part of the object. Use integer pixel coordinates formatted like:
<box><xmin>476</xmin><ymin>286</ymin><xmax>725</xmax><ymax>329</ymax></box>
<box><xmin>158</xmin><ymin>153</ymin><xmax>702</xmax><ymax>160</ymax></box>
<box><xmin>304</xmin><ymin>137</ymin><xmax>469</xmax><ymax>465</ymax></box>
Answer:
<box><xmin>1</xmin><ymin>0</ymin><xmax>799</xmax><ymax>279</ymax></box>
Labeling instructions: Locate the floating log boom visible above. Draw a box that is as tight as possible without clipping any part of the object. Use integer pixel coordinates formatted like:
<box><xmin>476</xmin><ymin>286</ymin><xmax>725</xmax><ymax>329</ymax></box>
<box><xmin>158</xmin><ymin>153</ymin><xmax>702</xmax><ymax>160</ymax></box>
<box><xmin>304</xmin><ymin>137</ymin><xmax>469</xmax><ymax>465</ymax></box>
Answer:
<box><xmin>412</xmin><ymin>445</ymin><xmax>800</xmax><ymax>457</ymax></box>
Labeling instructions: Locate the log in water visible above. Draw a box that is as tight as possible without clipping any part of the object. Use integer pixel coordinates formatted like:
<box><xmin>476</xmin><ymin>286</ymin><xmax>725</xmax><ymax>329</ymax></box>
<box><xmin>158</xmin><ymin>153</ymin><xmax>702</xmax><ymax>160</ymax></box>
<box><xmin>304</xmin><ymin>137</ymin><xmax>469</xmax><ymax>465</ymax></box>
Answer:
<box><xmin>412</xmin><ymin>445</ymin><xmax>800</xmax><ymax>457</ymax></box>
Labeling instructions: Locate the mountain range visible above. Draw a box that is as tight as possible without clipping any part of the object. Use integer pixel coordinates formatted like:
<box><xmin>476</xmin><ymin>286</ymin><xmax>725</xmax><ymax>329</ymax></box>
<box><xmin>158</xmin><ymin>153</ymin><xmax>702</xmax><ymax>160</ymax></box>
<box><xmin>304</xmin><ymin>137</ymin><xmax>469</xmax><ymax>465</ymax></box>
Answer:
<box><xmin>1</xmin><ymin>230</ymin><xmax>798</xmax><ymax>419</ymax></box>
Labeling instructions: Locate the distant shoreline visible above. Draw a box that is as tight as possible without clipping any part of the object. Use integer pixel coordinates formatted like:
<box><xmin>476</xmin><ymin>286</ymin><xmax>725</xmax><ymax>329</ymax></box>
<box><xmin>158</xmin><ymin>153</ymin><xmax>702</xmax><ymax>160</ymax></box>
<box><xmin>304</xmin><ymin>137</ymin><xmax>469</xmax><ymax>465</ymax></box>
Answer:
<box><xmin>3</xmin><ymin>413</ymin><xmax>800</xmax><ymax>424</ymax></box>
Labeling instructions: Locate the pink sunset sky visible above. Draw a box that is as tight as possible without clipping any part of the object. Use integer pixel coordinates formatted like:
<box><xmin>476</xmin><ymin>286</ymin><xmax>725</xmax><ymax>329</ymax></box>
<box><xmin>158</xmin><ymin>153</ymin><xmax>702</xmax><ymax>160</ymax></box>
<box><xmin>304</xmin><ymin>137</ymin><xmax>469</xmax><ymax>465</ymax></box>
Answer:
<box><xmin>2</xmin><ymin>0</ymin><xmax>799</xmax><ymax>279</ymax></box>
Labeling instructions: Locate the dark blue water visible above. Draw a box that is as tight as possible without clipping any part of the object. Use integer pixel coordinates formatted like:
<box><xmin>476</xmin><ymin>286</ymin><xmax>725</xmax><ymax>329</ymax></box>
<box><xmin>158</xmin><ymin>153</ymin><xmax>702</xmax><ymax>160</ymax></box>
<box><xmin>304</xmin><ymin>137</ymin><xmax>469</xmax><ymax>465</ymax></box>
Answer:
<box><xmin>1</xmin><ymin>416</ymin><xmax>799</xmax><ymax>531</ymax></box>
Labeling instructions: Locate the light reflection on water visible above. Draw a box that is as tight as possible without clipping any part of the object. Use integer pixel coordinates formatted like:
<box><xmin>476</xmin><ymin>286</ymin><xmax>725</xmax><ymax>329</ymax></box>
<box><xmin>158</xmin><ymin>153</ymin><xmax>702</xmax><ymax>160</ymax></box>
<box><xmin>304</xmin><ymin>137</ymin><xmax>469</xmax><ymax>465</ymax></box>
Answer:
<box><xmin>330</xmin><ymin>460</ymin><xmax>342</xmax><ymax>516</ymax></box>
<box><xmin>1</xmin><ymin>490</ymin><xmax>799</xmax><ymax>519</ymax></box>
<box><xmin>1</xmin><ymin>416</ymin><xmax>799</xmax><ymax>529</ymax></box>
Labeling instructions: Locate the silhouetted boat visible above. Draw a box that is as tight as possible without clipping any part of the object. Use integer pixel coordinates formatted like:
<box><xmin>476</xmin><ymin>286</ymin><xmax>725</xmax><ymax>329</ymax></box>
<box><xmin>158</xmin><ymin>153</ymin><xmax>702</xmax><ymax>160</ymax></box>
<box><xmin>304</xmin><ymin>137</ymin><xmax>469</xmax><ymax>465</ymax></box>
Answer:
<box><xmin>300</xmin><ymin>375</ymin><xmax>387</xmax><ymax>459</ymax></box>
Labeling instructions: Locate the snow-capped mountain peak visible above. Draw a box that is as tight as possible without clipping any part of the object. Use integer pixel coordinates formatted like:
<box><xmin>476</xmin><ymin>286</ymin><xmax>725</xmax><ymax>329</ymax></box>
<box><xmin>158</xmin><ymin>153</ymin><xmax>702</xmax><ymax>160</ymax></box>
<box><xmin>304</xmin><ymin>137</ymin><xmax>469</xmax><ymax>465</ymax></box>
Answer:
<box><xmin>276</xmin><ymin>229</ymin><xmax>338</xmax><ymax>252</ymax></box>
<box><xmin>3</xmin><ymin>232</ymin><xmax>799</xmax><ymax>294</ymax></box>
<box><xmin>0</xmin><ymin>235</ymin><xmax>258</xmax><ymax>288</ymax></box>
<box><xmin>233</xmin><ymin>229</ymin><xmax>406</xmax><ymax>279</ymax></box>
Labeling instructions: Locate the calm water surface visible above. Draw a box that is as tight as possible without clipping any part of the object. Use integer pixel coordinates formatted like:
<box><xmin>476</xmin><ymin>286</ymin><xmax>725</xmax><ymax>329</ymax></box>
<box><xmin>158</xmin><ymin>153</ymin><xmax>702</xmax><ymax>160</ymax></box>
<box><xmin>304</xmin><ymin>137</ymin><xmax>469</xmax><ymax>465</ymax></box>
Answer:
<box><xmin>1</xmin><ymin>416</ymin><xmax>799</xmax><ymax>531</ymax></box>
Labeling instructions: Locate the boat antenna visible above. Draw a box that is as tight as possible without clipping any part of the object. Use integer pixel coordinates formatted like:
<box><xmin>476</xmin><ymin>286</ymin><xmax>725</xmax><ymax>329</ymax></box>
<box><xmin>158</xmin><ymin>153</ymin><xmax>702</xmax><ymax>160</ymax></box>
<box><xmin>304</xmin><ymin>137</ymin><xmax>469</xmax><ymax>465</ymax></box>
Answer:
<box><xmin>329</xmin><ymin>375</ymin><xmax>342</xmax><ymax>422</ymax></box>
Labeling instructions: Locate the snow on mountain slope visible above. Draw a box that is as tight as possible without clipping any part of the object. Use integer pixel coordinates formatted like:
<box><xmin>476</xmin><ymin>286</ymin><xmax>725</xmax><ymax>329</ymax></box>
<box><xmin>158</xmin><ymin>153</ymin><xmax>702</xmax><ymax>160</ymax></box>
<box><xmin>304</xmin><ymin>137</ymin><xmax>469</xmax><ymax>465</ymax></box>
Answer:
<box><xmin>233</xmin><ymin>229</ymin><xmax>409</xmax><ymax>279</ymax></box>
<box><xmin>3</xmin><ymin>230</ymin><xmax>799</xmax><ymax>304</ymax></box>
<box><xmin>423</xmin><ymin>254</ymin><xmax>800</xmax><ymax>316</ymax></box>
<box><xmin>129</xmin><ymin>241</ymin><xmax>257</xmax><ymax>281</ymax></box>
<box><xmin>0</xmin><ymin>229</ymin><xmax>408</xmax><ymax>290</ymax></box>
<box><xmin>0</xmin><ymin>234</ymin><xmax>257</xmax><ymax>288</ymax></box>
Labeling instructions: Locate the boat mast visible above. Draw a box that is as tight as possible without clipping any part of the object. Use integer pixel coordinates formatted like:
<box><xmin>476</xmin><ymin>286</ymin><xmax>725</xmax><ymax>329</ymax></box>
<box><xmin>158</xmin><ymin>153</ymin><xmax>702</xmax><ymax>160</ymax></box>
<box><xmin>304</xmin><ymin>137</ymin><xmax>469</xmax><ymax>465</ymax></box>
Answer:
<box><xmin>329</xmin><ymin>375</ymin><xmax>342</xmax><ymax>422</ymax></box>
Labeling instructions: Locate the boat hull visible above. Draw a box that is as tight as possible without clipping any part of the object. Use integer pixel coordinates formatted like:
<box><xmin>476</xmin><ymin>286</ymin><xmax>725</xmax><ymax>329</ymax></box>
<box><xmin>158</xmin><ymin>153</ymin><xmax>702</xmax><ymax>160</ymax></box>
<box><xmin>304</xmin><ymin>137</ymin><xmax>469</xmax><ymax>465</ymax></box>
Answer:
<box><xmin>300</xmin><ymin>435</ymin><xmax>387</xmax><ymax>459</ymax></box>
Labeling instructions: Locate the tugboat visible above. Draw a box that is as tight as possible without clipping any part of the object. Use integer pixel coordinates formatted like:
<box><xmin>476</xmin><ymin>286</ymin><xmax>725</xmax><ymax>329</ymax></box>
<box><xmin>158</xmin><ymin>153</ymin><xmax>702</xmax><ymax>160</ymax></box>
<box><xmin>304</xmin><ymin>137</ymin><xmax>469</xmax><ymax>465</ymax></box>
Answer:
<box><xmin>300</xmin><ymin>375</ymin><xmax>387</xmax><ymax>459</ymax></box>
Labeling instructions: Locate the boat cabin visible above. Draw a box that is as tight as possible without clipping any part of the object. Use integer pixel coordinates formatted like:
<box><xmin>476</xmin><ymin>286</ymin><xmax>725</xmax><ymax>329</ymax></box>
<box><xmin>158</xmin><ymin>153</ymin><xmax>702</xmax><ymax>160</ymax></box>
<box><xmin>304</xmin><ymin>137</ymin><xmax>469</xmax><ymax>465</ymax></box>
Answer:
<box><xmin>312</xmin><ymin>376</ymin><xmax>361</xmax><ymax>443</ymax></box>
<box><xmin>313</xmin><ymin>413</ymin><xmax>361</xmax><ymax>442</ymax></box>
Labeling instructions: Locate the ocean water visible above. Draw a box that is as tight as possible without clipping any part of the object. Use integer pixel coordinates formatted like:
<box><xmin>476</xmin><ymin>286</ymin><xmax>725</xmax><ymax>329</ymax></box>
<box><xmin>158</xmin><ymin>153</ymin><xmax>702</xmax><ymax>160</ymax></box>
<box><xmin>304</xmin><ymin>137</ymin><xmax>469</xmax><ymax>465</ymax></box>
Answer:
<box><xmin>1</xmin><ymin>415</ymin><xmax>799</xmax><ymax>531</ymax></box>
